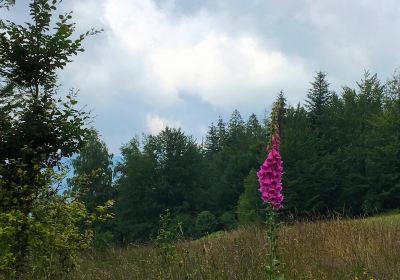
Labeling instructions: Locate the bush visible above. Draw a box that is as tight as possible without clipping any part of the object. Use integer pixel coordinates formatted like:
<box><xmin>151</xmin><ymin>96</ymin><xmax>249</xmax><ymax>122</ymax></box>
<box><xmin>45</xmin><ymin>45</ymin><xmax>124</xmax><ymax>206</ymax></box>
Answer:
<box><xmin>195</xmin><ymin>211</ymin><xmax>217</xmax><ymax>237</ymax></box>
<box><xmin>0</xmin><ymin>211</ymin><xmax>23</xmax><ymax>277</ymax></box>
<box><xmin>171</xmin><ymin>213</ymin><xmax>194</xmax><ymax>238</ymax></box>
<box><xmin>237</xmin><ymin>169</ymin><xmax>263</xmax><ymax>225</ymax></box>
<box><xmin>93</xmin><ymin>231</ymin><xmax>115</xmax><ymax>249</ymax></box>
<box><xmin>0</xmin><ymin>196</ymin><xmax>113</xmax><ymax>279</ymax></box>
<box><xmin>219</xmin><ymin>212</ymin><xmax>237</xmax><ymax>230</ymax></box>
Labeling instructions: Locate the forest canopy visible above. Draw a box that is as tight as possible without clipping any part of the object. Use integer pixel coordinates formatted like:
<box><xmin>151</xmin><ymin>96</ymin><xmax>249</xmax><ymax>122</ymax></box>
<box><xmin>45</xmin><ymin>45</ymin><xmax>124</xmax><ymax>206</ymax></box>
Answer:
<box><xmin>70</xmin><ymin>70</ymin><xmax>400</xmax><ymax>243</ymax></box>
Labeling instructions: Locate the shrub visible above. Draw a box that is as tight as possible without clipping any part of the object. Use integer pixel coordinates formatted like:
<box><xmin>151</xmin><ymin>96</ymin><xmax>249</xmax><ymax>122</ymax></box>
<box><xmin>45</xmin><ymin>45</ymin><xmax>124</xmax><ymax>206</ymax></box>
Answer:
<box><xmin>219</xmin><ymin>212</ymin><xmax>237</xmax><ymax>230</ymax></box>
<box><xmin>0</xmin><ymin>191</ymin><xmax>113</xmax><ymax>279</ymax></box>
<box><xmin>171</xmin><ymin>213</ymin><xmax>194</xmax><ymax>238</ymax></box>
<box><xmin>195</xmin><ymin>211</ymin><xmax>217</xmax><ymax>237</ymax></box>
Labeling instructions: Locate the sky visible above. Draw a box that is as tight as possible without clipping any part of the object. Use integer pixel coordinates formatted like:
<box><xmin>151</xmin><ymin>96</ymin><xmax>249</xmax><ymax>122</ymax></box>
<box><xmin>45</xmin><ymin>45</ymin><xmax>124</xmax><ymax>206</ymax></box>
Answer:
<box><xmin>2</xmin><ymin>0</ymin><xmax>400</xmax><ymax>153</ymax></box>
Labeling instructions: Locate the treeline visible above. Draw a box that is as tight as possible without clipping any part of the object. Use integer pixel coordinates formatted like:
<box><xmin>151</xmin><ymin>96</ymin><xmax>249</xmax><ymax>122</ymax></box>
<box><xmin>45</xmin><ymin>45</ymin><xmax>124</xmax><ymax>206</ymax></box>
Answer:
<box><xmin>71</xmin><ymin>71</ymin><xmax>400</xmax><ymax>244</ymax></box>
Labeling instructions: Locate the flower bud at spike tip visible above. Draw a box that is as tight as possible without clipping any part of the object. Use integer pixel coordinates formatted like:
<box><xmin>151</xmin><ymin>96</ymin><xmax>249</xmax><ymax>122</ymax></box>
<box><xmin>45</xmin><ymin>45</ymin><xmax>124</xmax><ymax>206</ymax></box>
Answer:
<box><xmin>257</xmin><ymin>133</ymin><xmax>284</xmax><ymax>209</ymax></box>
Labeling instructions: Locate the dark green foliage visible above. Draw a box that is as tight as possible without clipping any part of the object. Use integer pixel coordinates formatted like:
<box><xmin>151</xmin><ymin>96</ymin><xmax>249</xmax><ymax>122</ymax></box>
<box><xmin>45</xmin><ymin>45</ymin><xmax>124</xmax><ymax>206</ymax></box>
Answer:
<box><xmin>171</xmin><ymin>213</ymin><xmax>195</xmax><ymax>238</ymax></box>
<box><xmin>237</xmin><ymin>169</ymin><xmax>264</xmax><ymax>225</ymax></box>
<box><xmin>207</xmin><ymin>111</ymin><xmax>268</xmax><ymax>216</ymax></box>
<box><xmin>69</xmin><ymin>129</ymin><xmax>114</xmax><ymax>213</ymax></box>
<box><xmin>305</xmin><ymin>72</ymin><xmax>332</xmax><ymax>130</ymax></box>
<box><xmin>68</xmin><ymin>69</ymin><xmax>400</xmax><ymax>242</ymax></box>
<box><xmin>68</xmin><ymin>129</ymin><xmax>115</xmax><ymax>247</ymax></box>
<box><xmin>281</xmin><ymin>71</ymin><xmax>400</xmax><ymax>216</ymax></box>
<box><xmin>107</xmin><ymin>110</ymin><xmax>269</xmax><ymax>242</ymax></box>
<box><xmin>195</xmin><ymin>211</ymin><xmax>217</xmax><ymax>236</ymax></box>
<box><xmin>114</xmin><ymin>128</ymin><xmax>206</xmax><ymax>242</ymax></box>
<box><xmin>71</xmin><ymin>70</ymin><xmax>400</xmax><ymax>244</ymax></box>
<box><xmin>0</xmin><ymin>0</ymin><xmax>93</xmax><ymax>213</ymax></box>
<box><xmin>204</xmin><ymin>122</ymin><xmax>220</xmax><ymax>157</ymax></box>
<box><xmin>0</xmin><ymin>1</ymin><xmax>105</xmax><ymax>277</ymax></box>
<box><xmin>219</xmin><ymin>211</ymin><xmax>237</xmax><ymax>230</ymax></box>
<box><xmin>114</xmin><ymin>138</ymin><xmax>158</xmax><ymax>242</ymax></box>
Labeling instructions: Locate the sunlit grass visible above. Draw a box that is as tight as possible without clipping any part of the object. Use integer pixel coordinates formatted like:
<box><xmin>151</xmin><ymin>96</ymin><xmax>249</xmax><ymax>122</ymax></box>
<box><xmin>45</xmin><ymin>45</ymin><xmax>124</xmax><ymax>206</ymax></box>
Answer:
<box><xmin>70</xmin><ymin>215</ymin><xmax>400</xmax><ymax>280</ymax></box>
<box><xmin>363</xmin><ymin>212</ymin><xmax>400</xmax><ymax>225</ymax></box>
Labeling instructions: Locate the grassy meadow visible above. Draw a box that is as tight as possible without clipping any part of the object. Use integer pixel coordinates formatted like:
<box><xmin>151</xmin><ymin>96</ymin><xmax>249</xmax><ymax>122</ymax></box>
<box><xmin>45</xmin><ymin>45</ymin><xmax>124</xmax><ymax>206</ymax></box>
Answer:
<box><xmin>70</xmin><ymin>215</ymin><xmax>400</xmax><ymax>280</ymax></box>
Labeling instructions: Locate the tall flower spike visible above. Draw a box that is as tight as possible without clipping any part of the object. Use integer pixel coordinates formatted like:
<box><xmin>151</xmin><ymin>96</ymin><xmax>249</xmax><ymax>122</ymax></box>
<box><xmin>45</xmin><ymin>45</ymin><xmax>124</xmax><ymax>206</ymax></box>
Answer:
<box><xmin>257</xmin><ymin>133</ymin><xmax>284</xmax><ymax>209</ymax></box>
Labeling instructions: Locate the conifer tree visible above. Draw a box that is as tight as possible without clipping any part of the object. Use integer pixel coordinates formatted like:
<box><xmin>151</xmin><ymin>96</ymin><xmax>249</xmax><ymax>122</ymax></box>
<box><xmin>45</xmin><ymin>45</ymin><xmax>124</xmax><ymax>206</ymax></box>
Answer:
<box><xmin>228</xmin><ymin>109</ymin><xmax>245</xmax><ymax>142</ymax></box>
<box><xmin>246</xmin><ymin>113</ymin><xmax>263</xmax><ymax>138</ymax></box>
<box><xmin>237</xmin><ymin>169</ymin><xmax>263</xmax><ymax>224</ymax></box>
<box><xmin>69</xmin><ymin>129</ymin><xmax>114</xmax><ymax>212</ymax></box>
<box><xmin>204</xmin><ymin>122</ymin><xmax>220</xmax><ymax>157</ymax></box>
<box><xmin>216</xmin><ymin>116</ymin><xmax>227</xmax><ymax>148</ymax></box>
<box><xmin>305</xmin><ymin>72</ymin><xmax>332</xmax><ymax>130</ymax></box>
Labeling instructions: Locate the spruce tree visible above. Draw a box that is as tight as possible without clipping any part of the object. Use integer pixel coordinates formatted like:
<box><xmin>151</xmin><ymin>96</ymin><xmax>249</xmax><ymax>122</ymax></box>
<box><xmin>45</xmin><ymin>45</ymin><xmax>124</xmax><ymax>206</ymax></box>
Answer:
<box><xmin>305</xmin><ymin>72</ymin><xmax>332</xmax><ymax>130</ymax></box>
<box><xmin>227</xmin><ymin>109</ymin><xmax>245</xmax><ymax>143</ymax></box>
<box><xmin>204</xmin><ymin>122</ymin><xmax>220</xmax><ymax>157</ymax></box>
<box><xmin>237</xmin><ymin>169</ymin><xmax>263</xmax><ymax>224</ymax></box>
<box><xmin>69</xmin><ymin>129</ymin><xmax>114</xmax><ymax>212</ymax></box>
<box><xmin>216</xmin><ymin>116</ymin><xmax>227</xmax><ymax>148</ymax></box>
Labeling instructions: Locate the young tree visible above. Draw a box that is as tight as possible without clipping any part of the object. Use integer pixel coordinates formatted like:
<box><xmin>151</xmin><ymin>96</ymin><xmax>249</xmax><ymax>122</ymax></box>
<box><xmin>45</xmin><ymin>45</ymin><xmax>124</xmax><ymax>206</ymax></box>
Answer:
<box><xmin>69</xmin><ymin>129</ymin><xmax>114</xmax><ymax>212</ymax></box>
<box><xmin>114</xmin><ymin>138</ymin><xmax>158</xmax><ymax>242</ymax></box>
<box><xmin>0</xmin><ymin>0</ymin><xmax>102</xmax><ymax>276</ymax></box>
<box><xmin>246</xmin><ymin>113</ymin><xmax>263</xmax><ymax>139</ymax></box>
<box><xmin>204</xmin><ymin>122</ymin><xmax>220</xmax><ymax>158</ymax></box>
<box><xmin>227</xmin><ymin>109</ymin><xmax>245</xmax><ymax>144</ymax></box>
<box><xmin>195</xmin><ymin>211</ymin><xmax>217</xmax><ymax>237</ymax></box>
<box><xmin>305</xmin><ymin>71</ymin><xmax>332</xmax><ymax>129</ymax></box>
<box><xmin>237</xmin><ymin>169</ymin><xmax>263</xmax><ymax>224</ymax></box>
<box><xmin>216</xmin><ymin>116</ymin><xmax>227</xmax><ymax>148</ymax></box>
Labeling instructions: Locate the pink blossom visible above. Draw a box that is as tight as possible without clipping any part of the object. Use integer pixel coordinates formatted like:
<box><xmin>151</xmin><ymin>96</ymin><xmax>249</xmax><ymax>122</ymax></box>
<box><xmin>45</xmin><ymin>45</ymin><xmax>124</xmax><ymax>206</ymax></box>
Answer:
<box><xmin>257</xmin><ymin>134</ymin><xmax>284</xmax><ymax>209</ymax></box>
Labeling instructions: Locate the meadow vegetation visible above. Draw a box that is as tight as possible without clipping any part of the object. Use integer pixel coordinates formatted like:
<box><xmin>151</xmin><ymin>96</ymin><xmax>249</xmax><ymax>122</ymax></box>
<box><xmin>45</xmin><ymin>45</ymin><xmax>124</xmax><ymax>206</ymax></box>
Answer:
<box><xmin>71</xmin><ymin>215</ymin><xmax>400</xmax><ymax>280</ymax></box>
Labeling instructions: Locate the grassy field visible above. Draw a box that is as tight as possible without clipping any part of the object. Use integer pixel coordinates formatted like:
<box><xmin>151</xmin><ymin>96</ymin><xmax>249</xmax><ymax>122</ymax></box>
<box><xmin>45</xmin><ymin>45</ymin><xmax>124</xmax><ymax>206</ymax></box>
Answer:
<box><xmin>70</xmin><ymin>215</ymin><xmax>400</xmax><ymax>280</ymax></box>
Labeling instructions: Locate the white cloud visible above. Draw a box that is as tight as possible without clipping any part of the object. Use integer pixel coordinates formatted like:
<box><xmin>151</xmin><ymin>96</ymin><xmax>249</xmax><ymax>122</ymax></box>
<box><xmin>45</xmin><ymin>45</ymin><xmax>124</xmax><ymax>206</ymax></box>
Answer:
<box><xmin>56</xmin><ymin>0</ymin><xmax>400</xmax><ymax>153</ymax></box>
<box><xmin>302</xmin><ymin>0</ymin><xmax>400</xmax><ymax>81</ymax></box>
<box><xmin>102</xmin><ymin>0</ymin><xmax>310</xmax><ymax>109</ymax></box>
<box><xmin>146</xmin><ymin>114</ymin><xmax>181</xmax><ymax>135</ymax></box>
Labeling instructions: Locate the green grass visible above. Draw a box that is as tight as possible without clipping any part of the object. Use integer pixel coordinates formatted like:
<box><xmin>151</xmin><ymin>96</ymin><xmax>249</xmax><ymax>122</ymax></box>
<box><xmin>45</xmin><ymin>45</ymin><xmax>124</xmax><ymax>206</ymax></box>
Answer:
<box><xmin>363</xmin><ymin>212</ymin><xmax>400</xmax><ymax>225</ymax></box>
<box><xmin>70</xmin><ymin>215</ymin><xmax>400</xmax><ymax>280</ymax></box>
<box><xmin>197</xmin><ymin>230</ymin><xmax>226</xmax><ymax>241</ymax></box>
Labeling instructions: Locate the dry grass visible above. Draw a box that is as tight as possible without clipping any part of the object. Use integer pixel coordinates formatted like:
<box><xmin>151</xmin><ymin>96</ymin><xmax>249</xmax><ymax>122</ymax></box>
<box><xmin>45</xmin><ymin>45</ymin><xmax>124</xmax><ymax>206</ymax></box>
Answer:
<box><xmin>70</xmin><ymin>216</ymin><xmax>400</xmax><ymax>280</ymax></box>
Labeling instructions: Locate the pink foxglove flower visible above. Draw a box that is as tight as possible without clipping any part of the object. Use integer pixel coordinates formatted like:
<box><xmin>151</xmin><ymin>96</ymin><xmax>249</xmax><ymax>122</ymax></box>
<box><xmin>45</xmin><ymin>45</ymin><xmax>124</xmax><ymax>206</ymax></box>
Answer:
<box><xmin>257</xmin><ymin>134</ymin><xmax>284</xmax><ymax>209</ymax></box>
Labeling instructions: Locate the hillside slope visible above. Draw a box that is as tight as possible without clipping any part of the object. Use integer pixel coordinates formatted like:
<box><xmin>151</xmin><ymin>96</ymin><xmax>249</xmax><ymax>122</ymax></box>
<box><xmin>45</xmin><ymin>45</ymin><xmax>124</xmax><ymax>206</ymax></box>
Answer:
<box><xmin>71</xmin><ymin>215</ymin><xmax>400</xmax><ymax>280</ymax></box>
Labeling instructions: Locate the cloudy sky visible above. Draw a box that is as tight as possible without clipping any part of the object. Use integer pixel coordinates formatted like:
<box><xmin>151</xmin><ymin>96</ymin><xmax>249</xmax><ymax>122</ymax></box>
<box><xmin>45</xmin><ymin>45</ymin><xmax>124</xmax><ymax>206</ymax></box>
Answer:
<box><xmin>2</xmin><ymin>0</ymin><xmax>400</xmax><ymax>153</ymax></box>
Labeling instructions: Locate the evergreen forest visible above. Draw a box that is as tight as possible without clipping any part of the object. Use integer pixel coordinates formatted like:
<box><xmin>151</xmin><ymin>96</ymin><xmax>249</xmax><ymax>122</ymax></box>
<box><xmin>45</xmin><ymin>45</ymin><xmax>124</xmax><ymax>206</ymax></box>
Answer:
<box><xmin>70</xmin><ymin>71</ymin><xmax>400</xmax><ymax>243</ymax></box>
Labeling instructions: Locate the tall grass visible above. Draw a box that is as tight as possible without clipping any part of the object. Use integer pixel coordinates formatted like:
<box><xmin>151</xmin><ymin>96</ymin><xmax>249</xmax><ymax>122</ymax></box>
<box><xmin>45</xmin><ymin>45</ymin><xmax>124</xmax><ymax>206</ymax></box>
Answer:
<box><xmin>70</xmin><ymin>216</ymin><xmax>400</xmax><ymax>280</ymax></box>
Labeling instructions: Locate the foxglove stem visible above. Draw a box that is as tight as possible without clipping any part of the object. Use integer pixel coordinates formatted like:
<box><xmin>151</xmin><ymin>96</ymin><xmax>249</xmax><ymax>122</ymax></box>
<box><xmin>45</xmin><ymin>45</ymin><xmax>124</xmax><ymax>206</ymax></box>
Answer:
<box><xmin>265</xmin><ymin>205</ymin><xmax>281</xmax><ymax>280</ymax></box>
